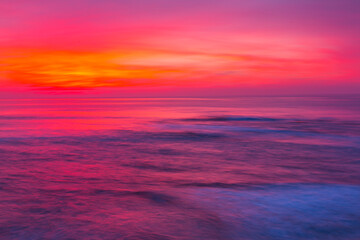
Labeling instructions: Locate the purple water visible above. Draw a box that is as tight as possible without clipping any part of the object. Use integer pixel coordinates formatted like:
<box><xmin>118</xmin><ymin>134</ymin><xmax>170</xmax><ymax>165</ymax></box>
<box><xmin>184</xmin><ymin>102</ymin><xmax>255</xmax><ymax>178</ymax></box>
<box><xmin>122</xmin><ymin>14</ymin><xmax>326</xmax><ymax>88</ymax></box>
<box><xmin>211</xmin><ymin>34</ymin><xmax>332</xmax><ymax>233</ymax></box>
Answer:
<box><xmin>0</xmin><ymin>97</ymin><xmax>359</xmax><ymax>239</ymax></box>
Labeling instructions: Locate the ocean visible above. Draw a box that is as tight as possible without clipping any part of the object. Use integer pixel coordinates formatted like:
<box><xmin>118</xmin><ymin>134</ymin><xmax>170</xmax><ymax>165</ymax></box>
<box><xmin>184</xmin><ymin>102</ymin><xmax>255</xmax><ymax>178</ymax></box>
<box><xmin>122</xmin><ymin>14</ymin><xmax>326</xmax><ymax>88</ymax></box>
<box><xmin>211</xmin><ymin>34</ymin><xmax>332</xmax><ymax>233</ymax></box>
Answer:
<box><xmin>0</xmin><ymin>96</ymin><xmax>359</xmax><ymax>240</ymax></box>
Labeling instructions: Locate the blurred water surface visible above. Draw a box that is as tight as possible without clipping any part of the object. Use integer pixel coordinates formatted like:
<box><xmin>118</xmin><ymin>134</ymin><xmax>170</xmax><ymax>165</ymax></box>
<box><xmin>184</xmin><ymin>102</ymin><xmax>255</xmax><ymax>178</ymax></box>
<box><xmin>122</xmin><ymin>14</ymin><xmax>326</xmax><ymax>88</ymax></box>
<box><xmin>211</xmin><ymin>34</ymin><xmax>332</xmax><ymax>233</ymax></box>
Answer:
<box><xmin>0</xmin><ymin>97</ymin><xmax>359</xmax><ymax>240</ymax></box>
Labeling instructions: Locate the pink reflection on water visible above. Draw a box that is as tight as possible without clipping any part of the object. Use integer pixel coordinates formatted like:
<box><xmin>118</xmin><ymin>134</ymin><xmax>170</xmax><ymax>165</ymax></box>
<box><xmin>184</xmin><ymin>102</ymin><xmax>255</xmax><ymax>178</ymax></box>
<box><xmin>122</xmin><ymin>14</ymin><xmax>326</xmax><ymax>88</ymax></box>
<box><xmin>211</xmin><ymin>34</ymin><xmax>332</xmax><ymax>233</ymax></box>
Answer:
<box><xmin>0</xmin><ymin>97</ymin><xmax>359</xmax><ymax>239</ymax></box>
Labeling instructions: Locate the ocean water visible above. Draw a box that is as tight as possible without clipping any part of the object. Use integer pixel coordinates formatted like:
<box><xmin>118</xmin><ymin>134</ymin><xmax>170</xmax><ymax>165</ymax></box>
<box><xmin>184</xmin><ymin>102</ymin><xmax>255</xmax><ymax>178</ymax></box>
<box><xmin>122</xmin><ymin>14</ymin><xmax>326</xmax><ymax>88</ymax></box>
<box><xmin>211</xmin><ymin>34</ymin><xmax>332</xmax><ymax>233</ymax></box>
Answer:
<box><xmin>0</xmin><ymin>96</ymin><xmax>359</xmax><ymax>240</ymax></box>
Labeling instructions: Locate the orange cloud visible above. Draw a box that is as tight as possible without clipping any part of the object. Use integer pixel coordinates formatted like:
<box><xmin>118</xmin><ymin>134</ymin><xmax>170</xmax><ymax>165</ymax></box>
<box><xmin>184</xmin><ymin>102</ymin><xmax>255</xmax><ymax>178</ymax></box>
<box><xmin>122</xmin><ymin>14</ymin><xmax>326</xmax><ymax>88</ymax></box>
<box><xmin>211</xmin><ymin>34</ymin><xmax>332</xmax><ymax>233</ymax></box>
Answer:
<box><xmin>0</xmin><ymin>47</ymin><xmax>350</xmax><ymax>90</ymax></box>
<box><xmin>0</xmin><ymin>50</ymin><xmax>181</xmax><ymax>89</ymax></box>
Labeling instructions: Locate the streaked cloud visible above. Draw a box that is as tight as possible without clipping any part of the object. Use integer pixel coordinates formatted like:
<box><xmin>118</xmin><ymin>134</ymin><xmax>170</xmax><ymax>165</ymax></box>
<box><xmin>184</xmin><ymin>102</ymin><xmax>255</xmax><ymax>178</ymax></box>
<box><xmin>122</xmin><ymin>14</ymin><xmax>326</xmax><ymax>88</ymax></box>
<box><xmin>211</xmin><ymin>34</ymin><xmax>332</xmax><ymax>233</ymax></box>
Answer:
<box><xmin>0</xmin><ymin>0</ymin><xmax>358</xmax><ymax>94</ymax></box>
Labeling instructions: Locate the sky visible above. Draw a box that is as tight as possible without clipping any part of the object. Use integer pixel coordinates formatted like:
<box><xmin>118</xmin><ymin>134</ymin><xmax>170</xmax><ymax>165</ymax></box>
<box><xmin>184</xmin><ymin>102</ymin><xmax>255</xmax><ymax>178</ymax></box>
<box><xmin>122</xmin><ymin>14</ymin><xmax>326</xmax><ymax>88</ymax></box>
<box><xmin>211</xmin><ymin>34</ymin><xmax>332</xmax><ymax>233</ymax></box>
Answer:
<box><xmin>0</xmin><ymin>0</ymin><xmax>359</xmax><ymax>97</ymax></box>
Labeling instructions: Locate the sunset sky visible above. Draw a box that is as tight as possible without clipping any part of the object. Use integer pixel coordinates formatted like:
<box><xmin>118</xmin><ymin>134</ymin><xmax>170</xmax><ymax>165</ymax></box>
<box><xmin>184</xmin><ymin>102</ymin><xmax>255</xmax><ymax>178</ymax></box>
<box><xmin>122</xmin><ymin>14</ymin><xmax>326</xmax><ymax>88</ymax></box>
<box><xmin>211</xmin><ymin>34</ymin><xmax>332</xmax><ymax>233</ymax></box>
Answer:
<box><xmin>0</xmin><ymin>0</ymin><xmax>359</xmax><ymax>97</ymax></box>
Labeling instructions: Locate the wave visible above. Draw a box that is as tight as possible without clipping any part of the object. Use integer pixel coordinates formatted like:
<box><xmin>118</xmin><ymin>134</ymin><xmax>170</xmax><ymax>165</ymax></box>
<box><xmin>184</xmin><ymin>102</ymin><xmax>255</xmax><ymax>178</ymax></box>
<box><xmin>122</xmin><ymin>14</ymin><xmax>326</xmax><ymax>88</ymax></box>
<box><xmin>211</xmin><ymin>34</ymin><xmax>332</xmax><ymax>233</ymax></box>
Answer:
<box><xmin>183</xmin><ymin>115</ymin><xmax>279</xmax><ymax>122</ymax></box>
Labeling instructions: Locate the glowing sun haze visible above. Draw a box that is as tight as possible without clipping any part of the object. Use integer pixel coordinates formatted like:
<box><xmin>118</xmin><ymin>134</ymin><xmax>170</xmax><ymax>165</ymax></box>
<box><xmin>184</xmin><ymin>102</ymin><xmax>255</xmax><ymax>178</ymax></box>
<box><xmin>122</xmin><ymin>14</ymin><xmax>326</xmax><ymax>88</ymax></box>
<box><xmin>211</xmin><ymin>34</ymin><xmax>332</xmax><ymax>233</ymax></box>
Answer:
<box><xmin>0</xmin><ymin>0</ymin><xmax>359</xmax><ymax>97</ymax></box>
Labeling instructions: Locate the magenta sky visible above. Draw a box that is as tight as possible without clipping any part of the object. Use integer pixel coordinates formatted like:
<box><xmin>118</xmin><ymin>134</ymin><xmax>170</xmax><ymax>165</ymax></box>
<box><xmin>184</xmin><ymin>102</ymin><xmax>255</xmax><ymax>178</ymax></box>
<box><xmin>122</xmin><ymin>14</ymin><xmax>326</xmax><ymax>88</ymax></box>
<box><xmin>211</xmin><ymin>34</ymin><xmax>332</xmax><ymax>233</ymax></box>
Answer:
<box><xmin>0</xmin><ymin>0</ymin><xmax>359</xmax><ymax>97</ymax></box>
